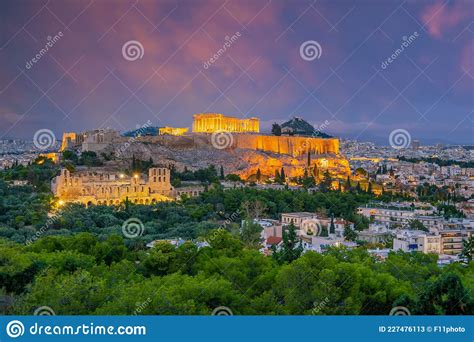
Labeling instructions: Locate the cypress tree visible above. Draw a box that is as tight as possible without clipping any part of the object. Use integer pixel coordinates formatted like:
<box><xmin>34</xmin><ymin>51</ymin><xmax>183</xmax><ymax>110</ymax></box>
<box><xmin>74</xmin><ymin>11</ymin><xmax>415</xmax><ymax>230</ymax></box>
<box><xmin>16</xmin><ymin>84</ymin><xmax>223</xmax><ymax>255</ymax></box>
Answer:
<box><xmin>329</xmin><ymin>215</ymin><xmax>335</xmax><ymax>234</ymax></box>
<box><xmin>220</xmin><ymin>165</ymin><xmax>225</xmax><ymax>180</ymax></box>
<box><xmin>345</xmin><ymin>176</ymin><xmax>351</xmax><ymax>191</ymax></box>
<box><xmin>275</xmin><ymin>169</ymin><xmax>281</xmax><ymax>183</ymax></box>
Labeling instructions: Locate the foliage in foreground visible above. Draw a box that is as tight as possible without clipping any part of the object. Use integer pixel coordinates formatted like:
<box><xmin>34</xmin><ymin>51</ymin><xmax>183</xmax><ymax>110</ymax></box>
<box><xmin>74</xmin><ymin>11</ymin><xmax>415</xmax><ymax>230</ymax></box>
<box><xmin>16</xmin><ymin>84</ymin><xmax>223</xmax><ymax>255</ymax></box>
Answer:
<box><xmin>0</xmin><ymin>232</ymin><xmax>472</xmax><ymax>315</ymax></box>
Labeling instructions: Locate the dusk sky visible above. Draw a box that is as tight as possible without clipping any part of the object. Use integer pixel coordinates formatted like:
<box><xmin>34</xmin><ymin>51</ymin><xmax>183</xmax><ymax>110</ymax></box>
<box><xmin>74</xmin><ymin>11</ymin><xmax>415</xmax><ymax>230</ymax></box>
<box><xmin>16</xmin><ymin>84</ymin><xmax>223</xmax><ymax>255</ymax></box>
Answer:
<box><xmin>0</xmin><ymin>0</ymin><xmax>473</xmax><ymax>145</ymax></box>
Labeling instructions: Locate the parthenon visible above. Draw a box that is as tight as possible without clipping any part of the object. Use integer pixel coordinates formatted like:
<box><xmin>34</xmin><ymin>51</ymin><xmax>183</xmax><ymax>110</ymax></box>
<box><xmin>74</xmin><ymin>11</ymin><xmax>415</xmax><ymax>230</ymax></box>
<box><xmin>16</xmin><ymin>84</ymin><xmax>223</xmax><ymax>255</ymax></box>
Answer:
<box><xmin>192</xmin><ymin>113</ymin><xmax>259</xmax><ymax>133</ymax></box>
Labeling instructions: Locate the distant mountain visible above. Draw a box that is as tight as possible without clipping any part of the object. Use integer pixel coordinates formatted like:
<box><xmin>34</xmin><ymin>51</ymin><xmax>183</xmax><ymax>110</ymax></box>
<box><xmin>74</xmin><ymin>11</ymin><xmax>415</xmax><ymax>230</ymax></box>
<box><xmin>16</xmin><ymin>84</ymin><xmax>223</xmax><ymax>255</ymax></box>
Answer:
<box><xmin>280</xmin><ymin>117</ymin><xmax>332</xmax><ymax>138</ymax></box>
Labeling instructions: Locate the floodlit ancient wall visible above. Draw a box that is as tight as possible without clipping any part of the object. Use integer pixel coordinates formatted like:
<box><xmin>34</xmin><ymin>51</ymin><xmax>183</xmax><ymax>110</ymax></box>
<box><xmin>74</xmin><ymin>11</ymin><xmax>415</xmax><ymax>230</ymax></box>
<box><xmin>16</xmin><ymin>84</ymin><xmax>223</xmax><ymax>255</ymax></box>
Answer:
<box><xmin>159</xmin><ymin>127</ymin><xmax>189</xmax><ymax>136</ymax></box>
<box><xmin>232</xmin><ymin>134</ymin><xmax>339</xmax><ymax>157</ymax></box>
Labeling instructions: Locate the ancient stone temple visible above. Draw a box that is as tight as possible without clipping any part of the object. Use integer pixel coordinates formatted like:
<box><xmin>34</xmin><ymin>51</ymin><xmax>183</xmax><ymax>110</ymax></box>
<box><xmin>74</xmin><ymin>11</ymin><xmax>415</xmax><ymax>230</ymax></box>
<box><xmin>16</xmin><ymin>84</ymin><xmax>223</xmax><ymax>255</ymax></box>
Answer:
<box><xmin>192</xmin><ymin>113</ymin><xmax>259</xmax><ymax>133</ymax></box>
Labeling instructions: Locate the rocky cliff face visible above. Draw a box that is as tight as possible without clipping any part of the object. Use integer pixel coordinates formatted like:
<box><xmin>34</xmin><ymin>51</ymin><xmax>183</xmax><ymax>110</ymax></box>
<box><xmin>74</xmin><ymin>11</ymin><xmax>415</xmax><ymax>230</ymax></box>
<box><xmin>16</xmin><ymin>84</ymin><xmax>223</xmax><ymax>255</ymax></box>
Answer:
<box><xmin>101</xmin><ymin>134</ymin><xmax>350</xmax><ymax>181</ymax></box>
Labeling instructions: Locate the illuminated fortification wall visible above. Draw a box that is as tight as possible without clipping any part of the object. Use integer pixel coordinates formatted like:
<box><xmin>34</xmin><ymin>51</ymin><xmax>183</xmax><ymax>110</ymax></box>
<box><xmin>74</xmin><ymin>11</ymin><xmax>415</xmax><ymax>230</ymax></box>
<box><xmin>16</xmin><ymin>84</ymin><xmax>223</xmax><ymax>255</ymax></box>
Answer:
<box><xmin>129</xmin><ymin>134</ymin><xmax>339</xmax><ymax>158</ymax></box>
<box><xmin>232</xmin><ymin>134</ymin><xmax>339</xmax><ymax>157</ymax></box>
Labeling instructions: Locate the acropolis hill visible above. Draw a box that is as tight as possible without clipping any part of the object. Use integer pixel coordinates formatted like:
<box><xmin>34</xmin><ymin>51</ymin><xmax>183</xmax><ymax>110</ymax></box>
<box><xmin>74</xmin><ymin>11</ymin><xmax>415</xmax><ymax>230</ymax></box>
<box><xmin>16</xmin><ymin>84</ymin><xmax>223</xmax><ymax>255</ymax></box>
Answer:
<box><xmin>58</xmin><ymin>114</ymin><xmax>350</xmax><ymax>181</ymax></box>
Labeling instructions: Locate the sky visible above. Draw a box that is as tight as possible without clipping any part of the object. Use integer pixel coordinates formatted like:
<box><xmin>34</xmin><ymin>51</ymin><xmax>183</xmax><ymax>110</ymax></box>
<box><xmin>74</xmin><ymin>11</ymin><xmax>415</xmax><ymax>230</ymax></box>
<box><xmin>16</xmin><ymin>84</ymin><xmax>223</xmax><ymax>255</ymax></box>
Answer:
<box><xmin>0</xmin><ymin>0</ymin><xmax>473</xmax><ymax>145</ymax></box>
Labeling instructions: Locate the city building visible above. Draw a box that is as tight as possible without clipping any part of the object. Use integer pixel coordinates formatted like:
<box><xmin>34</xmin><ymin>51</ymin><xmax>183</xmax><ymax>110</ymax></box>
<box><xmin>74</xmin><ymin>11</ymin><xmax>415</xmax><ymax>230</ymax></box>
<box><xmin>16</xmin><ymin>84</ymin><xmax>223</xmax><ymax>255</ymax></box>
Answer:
<box><xmin>393</xmin><ymin>230</ymin><xmax>442</xmax><ymax>254</ymax></box>
<box><xmin>357</xmin><ymin>202</ymin><xmax>443</xmax><ymax>231</ymax></box>
<box><xmin>357</xmin><ymin>223</ymin><xmax>393</xmax><ymax>244</ymax></box>
<box><xmin>281</xmin><ymin>212</ymin><xmax>319</xmax><ymax>228</ymax></box>
<box><xmin>439</xmin><ymin>230</ymin><xmax>471</xmax><ymax>255</ymax></box>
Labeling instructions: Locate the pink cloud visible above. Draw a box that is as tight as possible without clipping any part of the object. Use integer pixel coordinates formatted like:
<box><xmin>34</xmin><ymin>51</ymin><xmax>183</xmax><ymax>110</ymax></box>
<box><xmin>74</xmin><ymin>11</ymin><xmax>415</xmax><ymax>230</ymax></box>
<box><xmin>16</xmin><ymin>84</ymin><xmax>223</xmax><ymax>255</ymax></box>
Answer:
<box><xmin>421</xmin><ymin>1</ymin><xmax>473</xmax><ymax>39</ymax></box>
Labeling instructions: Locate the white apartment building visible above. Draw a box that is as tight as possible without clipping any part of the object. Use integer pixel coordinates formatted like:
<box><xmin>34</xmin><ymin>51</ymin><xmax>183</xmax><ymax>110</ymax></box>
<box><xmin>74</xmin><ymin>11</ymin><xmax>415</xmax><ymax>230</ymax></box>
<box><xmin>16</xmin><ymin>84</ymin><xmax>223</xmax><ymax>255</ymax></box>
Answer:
<box><xmin>357</xmin><ymin>203</ymin><xmax>443</xmax><ymax>231</ymax></box>
<box><xmin>393</xmin><ymin>230</ymin><xmax>441</xmax><ymax>254</ymax></box>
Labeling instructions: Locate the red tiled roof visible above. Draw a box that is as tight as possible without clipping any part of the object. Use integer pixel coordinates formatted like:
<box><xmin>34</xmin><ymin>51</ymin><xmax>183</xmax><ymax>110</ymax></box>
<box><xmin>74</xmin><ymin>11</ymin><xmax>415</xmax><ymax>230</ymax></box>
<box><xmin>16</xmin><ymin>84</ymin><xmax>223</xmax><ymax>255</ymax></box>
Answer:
<box><xmin>266</xmin><ymin>236</ymin><xmax>282</xmax><ymax>245</ymax></box>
